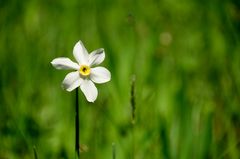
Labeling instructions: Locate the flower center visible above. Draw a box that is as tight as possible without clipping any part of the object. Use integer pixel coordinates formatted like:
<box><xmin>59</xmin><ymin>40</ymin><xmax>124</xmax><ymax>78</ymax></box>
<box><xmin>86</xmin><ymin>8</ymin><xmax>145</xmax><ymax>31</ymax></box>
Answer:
<box><xmin>79</xmin><ymin>65</ymin><xmax>91</xmax><ymax>76</ymax></box>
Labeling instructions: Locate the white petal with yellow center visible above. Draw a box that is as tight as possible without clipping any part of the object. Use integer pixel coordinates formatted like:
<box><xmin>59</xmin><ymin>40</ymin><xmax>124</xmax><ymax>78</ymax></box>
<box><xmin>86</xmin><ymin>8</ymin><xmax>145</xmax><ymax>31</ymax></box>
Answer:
<box><xmin>51</xmin><ymin>40</ymin><xmax>111</xmax><ymax>102</ymax></box>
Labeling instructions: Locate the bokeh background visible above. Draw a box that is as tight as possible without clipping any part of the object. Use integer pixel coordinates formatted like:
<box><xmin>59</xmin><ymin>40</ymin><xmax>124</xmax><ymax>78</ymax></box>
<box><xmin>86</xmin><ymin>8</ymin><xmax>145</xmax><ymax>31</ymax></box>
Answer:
<box><xmin>1</xmin><ymin>0</ymin><xmax>240</xmax><ymax>158</ymax></box>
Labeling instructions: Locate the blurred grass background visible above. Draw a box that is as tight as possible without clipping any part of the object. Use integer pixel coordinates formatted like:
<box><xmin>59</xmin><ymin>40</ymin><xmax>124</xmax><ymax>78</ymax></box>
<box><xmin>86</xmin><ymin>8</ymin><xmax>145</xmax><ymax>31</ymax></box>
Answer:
<box><xmin>1</xmin><ymin>0</ymin><xmax>240</xmax><ymax>158</ymax></box>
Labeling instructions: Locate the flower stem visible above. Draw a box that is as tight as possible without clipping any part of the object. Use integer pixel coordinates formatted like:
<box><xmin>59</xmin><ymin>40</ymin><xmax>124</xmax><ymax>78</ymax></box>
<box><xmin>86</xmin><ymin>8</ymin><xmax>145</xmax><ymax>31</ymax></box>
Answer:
<box><xmin>75</xmin><ymin>88</ymin><xmax>80</xmax><ymax>159</ymax></box>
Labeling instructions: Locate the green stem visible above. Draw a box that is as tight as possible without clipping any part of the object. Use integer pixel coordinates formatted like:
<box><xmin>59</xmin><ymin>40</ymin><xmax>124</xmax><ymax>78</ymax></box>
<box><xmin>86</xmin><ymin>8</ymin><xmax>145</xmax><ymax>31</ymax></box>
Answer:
<box><xmin>75</xmin><ymin>89</ymin><xmax>80</xmax><ymax>159</ymax></box>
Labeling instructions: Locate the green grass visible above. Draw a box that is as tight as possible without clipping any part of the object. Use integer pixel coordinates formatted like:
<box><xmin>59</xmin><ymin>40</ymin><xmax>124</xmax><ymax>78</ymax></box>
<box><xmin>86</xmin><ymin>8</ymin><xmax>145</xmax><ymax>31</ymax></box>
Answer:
<box><xmin>0</xmin><ymin>0</ymin><xmax>240</xmax><ymax>158</ymax></box>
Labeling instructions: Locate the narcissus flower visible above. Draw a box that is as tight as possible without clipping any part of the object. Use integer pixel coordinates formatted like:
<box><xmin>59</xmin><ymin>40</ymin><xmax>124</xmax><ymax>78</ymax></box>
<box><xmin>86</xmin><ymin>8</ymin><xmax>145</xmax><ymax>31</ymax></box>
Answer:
<box><xmin>51</xmin><ymin>41</ymin><xmax>111</xmax><ymax>102</ymax></box>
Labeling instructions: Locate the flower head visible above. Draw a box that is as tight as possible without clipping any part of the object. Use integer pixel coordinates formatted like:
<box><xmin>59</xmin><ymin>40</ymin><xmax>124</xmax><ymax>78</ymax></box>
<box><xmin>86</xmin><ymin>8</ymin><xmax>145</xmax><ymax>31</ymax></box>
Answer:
<box><xmin>51</xmin><ymin>41</ymin><xmax>111</xmax><ymax>102</ymax></box>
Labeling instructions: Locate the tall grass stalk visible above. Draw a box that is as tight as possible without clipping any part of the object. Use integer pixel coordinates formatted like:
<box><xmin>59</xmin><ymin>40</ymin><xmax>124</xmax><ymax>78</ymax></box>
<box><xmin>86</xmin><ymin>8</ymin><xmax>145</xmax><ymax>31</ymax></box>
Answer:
<box><xmin>33</xmin><ymin>146</ymin><xmax>38</xmax><ymax>159</ymax></box>
<box><xmin>112</xmin><ymin>142</ymin><xmax>116</xmax><ymax>159</ymax></box>
<box><xmin>131</xmin><ymin>75</ymin><xmax>136</xmax><ymax>124</ymax></box>
<box><xmin>130</xmin><ymin>75</ymin><xmax>136</xmax><ymax>159</ymax></box>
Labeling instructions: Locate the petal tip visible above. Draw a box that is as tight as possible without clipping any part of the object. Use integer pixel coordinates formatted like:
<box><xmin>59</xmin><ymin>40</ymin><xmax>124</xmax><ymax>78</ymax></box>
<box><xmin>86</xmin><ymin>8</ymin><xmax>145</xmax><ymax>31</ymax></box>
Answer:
<box><xmin>50</xmin><ymin>59</ymin><xmax>55</xmax><ymax>64</ymax></box>
<box><xmin>87</xmin><ymin>98</ymin><xmax>96</xmax><ymax>103</ymax></box>
<box><xmin>66</xmin><ymin>88</ymin><xmax>73</xmax><ymax>92</ymax></box>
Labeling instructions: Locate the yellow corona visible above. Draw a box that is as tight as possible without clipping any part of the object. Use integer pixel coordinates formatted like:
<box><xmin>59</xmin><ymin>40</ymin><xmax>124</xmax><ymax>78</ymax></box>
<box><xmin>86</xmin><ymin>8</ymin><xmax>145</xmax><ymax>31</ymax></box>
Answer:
<box><xmin>79</xmin><ymin>65</ymin><xmax>91</xmax><ymax>76</ymax></box>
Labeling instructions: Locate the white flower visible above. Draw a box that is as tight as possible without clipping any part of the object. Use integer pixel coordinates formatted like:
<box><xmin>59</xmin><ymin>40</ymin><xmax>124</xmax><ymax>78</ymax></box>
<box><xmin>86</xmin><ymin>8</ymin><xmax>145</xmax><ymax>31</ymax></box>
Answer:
<box><xmin>51</xmin><ymin>40</ymin><xmax>111</xmax><ymax>102</ymax></box>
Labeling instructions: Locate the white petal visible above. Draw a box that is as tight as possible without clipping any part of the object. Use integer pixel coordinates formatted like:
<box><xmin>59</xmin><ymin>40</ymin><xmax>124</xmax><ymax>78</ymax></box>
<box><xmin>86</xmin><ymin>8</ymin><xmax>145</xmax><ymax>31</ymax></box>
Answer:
<box><xmin>51</xmin><ymin>58</ymin><xmax>79</xmax><ymax>70</ymax></box>
<box><xmin>90</xmin><ymin>67</ymin><xmax>111</xmax><ymax>84</ymax></box>
<box><xmin>89</xmin><ymin>48</ymin><xmax>105</xmax><ymax>66</ymax></box>
<box><xmin>73</xmin><ymin>41</ymin><xmax>89</xmax><ymax>65</ymax></box>
<box><xmin>62</xmin><ymin>71</ymin><xmax>82</xmax><ymax>92</ymax></box>
<box><xmin>80</xmin><ymin>79</ymin><xmax>98</xmax><ymax>102</ymax></box>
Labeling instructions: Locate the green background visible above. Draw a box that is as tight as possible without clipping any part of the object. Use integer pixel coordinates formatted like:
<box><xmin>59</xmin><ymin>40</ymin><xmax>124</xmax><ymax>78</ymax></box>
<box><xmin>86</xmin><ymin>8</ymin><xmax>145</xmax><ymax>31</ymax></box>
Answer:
<box><xmin>1</xmin><ymin>0</ymin><xmax>240</xmax><ymax>158</ymax></box>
